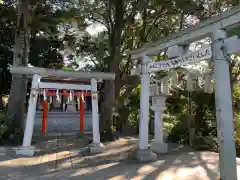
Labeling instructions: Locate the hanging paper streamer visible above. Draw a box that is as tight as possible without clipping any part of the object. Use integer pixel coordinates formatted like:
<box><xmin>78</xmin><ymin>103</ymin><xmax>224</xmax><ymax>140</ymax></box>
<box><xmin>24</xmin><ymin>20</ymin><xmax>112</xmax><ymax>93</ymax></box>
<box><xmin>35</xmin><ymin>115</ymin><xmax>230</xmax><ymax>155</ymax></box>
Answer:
<box><xmin>186</xmin><ymin>75</ymin><xmax>194</xmax><ymax>92</ymax></box>
<box><xmin>56</xmin><ymin>89</ymin><xmax>60</xmax><ymax>102</ymax></box>
<box><xmin>159</xmin><ymin>80</ymin><xmax>163</xmax><ymax>94</ymax></box>
<box><xmin>68</xmin><ymin>90</ymin><xmax>73</xmax><ymax>103</ymax></box>
<box><xmin>162</xmin><ymin>77</ymin><xmax>169</xmax><ymax>94</ymax></box>
<box><xmin>70</xmin><ymin>90</ymin><xmax>73</xmax><ymax>102</ymax></box>
<box><xmin>150</xmin><ymin>85</ymin><xmax>157</xmax><ymax>96</ymax></box>
<box><xmin>77</xmin><ymin>95</ymin><xmax>80</xmax><ymax>110</ymax></box>
<box><xmin>49</xmin><ymin>95</ymin><xmax>53</xmax><ymax>104</ymax></box>
<box><xmin>170</xmin><ymin>71</ymin><xmax>178</xmax><ymax>88</ymax></box>
<box><xmin>153</xmin><ymin>84</ymin><xmax>160</xmax><ymax>96</ymax></box>
<box><xmin>81</xmin><ymin>93</ymin><xmax>85</xmax><ymax>102</ymax></box>
<box><xmin>204</xmin><ymin>74</ymin><xmax>213</xmax><ymax>93</ymax></box>
<box><xmin>43</xmin><ymin>89</ymin><xmax>47</xmax><ymax>101</ymax></box>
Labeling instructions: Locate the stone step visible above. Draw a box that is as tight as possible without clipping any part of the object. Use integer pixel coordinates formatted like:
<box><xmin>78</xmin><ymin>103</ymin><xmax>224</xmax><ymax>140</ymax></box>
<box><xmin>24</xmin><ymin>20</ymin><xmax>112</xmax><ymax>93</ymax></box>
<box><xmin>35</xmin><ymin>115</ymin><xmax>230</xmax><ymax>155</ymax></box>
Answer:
<box><xmin>33</xmin><ymin>131</ymin><xmax>92</xmax><ymax>136</ymax></box>
<box><xmin>33</xmin><ymin>118</ymin><xmax>92</xmax><ymax>132</ymax></box>
<box><xmin>34</xmin><ymin>116</ymin><xmax>92</xmax><ymax>122</ymax></box>
<box><xmin>35</xmin><ymin>111</ymin><xmax>92</xmax><ymax>114</ymax></box>
<box><xmin>35</xmin><ymin>113</ymin><xmax>94</xmax><ymax>119</ymax></box>
<box><xmin>33</xmin><ymin>112</ymin><xmax>93</xmax><ymax>133</ymax></box>
<box><xmin>34</xmin><ymin>116</ymin><xmax>92</xmax><ymax>123</ymax></box>
<box><xmin>35</xmin><ymin>114</ymin><xmax>91</xmax><ymax>119</ymax></box>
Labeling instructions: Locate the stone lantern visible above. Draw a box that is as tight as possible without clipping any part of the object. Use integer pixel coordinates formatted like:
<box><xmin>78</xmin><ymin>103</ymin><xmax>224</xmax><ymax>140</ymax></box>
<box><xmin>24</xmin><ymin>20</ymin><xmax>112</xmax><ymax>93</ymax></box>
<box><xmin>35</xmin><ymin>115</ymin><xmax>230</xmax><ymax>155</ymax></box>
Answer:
<box><xmin>150</xmin><ymin>78</ymin><xmax>170</xmax><ymax>154</ymax></box>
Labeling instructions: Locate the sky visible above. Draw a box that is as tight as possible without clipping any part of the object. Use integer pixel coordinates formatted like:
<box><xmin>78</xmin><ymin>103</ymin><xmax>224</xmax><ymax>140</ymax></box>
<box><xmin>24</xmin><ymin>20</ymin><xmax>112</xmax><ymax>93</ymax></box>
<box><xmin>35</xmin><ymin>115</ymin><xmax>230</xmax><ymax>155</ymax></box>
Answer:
<box><xmin>86</xmin><ymin>23</ymin><xmax>106</xmax><ymax>36</ymax></box>
<box><xmin>72</xmin><ymin>23</ymin><xmax>106</xmax><ymax>69</ymax></box>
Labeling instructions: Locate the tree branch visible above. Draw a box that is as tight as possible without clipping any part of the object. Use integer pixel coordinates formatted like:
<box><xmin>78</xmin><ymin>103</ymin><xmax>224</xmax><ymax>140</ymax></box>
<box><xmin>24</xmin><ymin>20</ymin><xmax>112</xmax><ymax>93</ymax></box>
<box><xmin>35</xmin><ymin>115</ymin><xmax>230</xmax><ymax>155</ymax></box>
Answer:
<box><xmin>118</xmin><ymin>75</ymin><xmax>140</xmax><ymax>103</ymax></box>
<box><xmin>93</xmin><ymin>11</ymin><xmax>111</xmax><ymax>31</ymax></box>
<box><xmin>123</xmin><ymin>0</ymin><xmax>140</xmax><ymax>24</ymax></box>
<box><xmin>107</xmin><ymin>0</ymin><xmax>114</xmax><ymax>33</ymax></box>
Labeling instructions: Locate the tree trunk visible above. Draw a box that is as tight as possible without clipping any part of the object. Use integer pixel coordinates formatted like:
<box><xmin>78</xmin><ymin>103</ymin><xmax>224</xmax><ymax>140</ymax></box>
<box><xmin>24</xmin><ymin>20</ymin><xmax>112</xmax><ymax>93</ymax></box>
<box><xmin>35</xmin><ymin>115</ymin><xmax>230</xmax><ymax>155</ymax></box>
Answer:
<box><xmin>7</xmin><ymin>0</ymin><xmax>30</xmax><ymax>145</ymax></box>
<box><xmin>100</xmin><ymin>0</ymin><xmax>124</xmax><ymax>140</ymax></box>
<box><xmin>100</xmin><ymin>80</ymin><xmax>115</xmax><ymax>138</ymax></box>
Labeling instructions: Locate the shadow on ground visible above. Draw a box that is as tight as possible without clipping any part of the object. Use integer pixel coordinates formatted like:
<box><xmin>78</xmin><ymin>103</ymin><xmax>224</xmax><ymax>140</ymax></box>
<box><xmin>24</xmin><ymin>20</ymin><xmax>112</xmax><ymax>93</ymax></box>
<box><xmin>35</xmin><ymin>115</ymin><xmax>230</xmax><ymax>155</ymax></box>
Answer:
<box><xmin>0</xmin><ymin>136</ymin><xmax>239</xmax><ymax>179</ymax></box>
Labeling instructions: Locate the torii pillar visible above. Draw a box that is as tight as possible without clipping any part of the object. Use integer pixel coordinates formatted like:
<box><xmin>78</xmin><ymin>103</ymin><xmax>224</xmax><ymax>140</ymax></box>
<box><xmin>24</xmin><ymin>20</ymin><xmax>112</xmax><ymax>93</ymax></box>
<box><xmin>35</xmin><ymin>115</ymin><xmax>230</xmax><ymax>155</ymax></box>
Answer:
<box><xmin>136</xmin><ymin>56</ymin><xmax>157</xmax><ymax>161</ymax></box>
<box><xmin>16</xmin><ymin>74</ymin><xmax>41</xmax><ymax>156</ymax></box>
<box><xmin>212</xmin><ymin>29</ymin><xmax>237</xmax><ymax>179</ymax></box>
<box><xmin>89</xmin><ymin>78</ymin><xmax>105</xmax><ymax>154</ymax></box>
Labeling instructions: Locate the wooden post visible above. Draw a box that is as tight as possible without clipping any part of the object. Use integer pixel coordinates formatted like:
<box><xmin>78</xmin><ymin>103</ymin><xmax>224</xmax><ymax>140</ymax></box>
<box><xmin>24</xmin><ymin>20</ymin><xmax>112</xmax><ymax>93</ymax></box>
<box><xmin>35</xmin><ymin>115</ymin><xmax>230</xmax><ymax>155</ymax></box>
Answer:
<box><xmin>42</xmin><ymin>99</ymin><xmax>47</xmax><ymax>133</ymax></box>
<box><xmin>80</xmin><ymin>94</ymin><xmax>84</xmax><ymax>133</ymax></box>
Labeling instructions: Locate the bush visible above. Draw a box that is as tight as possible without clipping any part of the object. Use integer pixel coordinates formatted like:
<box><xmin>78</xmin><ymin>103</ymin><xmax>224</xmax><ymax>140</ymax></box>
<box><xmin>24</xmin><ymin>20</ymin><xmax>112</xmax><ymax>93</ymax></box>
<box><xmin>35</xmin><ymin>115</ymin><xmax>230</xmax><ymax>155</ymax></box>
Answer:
<box><xmin>0</xmin><ymin>111</ymin><xmax>7</xmax><ymax>139</ymax></box>
<box><xmin>168</xmin><ymin>121</ymin><xmax>189</xmax><ymax>143</ymax></box>
<box><xmin>192</xmin><ymin>135</ymin><xmax>218</xmax><ymax>152</ymax></box>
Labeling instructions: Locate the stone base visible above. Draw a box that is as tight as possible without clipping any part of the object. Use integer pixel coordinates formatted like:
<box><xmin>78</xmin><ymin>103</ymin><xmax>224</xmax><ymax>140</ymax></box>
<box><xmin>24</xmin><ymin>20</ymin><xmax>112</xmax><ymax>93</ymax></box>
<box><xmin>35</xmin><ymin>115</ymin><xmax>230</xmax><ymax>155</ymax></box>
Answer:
<box><xmin>16</xmin><ymin>146</ymin><xmax>36</xmax><ymax>156</ymax></box>
<box><xmin>151</xmin><ymin>142</ymin><xmax>168</xmax><ymax>154</ymax></box>
<box><xmin>89</xmin><ymin>143</ymin><xmax>105</xmax><ymax>154</ymax></box>
<box><xmin>136</xmin><ymin>149</ymin><xmax>157</xmax><ymax>162</ymax></box>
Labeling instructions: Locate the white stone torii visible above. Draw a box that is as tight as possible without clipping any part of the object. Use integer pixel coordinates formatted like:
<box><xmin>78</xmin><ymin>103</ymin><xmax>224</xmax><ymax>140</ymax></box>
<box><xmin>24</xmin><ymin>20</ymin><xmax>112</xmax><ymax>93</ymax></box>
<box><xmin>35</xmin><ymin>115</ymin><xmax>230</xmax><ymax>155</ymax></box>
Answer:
<box><xmin>132</xmin><ymin>44</ymin><xmax>214</xmax><ymax>156</ymax></box>
<box><xmin>130</xmin><ymin>5</ymin><xmax>240</xmax><ymax>179</ymax></box>
<box><xmin>9</xmin><ymin>66</ymin><xmax>115</xmax><ymax>156</ymax></box>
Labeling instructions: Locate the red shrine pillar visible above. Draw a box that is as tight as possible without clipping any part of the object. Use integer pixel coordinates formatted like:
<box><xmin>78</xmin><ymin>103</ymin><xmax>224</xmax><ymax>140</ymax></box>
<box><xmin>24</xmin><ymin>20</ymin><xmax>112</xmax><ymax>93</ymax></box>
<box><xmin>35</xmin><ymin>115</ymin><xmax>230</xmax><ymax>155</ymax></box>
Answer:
<box><xmin>80</xmin><ymin>93</ymin><xmax>84</xmax><ymax>133</ymax></box>
<box><xmin>42</xmin><ymin>99</ymin><xmax>47</xmax><ymax>133</ymax></box>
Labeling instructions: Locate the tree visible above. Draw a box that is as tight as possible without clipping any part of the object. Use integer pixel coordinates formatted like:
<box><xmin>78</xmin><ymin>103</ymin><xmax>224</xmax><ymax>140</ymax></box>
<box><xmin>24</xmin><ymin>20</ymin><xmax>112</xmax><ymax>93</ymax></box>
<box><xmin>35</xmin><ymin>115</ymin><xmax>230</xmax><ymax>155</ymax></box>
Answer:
<box><xmin>4</xmin><ymin>0</ymin><xmax>86</xmax><ymax>143</ymax></box>
<box><xmin>7</xmin><ymin>0</ymin><xmax>31</xmax><ymax>141</ymax></box>
<box><xmin>74</xmin><ymin>0</ymin><xmax>207</xmax><ymax>139</ymax></box>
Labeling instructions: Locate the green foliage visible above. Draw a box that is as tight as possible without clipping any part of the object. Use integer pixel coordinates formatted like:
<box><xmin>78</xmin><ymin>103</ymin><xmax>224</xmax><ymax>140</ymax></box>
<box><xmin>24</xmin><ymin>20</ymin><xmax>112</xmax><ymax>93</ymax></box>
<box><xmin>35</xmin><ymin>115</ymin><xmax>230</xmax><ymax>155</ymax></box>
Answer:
<box><xmin>116</xmin><ymin>85</ymin><xmax>141</xmax><ymax>132</ymax></box>
<box><xmin>192</xmin><ymin>135</ymin><xmax>218</xmax><ymax>151</ymax></box>
<box><xmin>234</xmin><ymin>113</ymin><xmax>240</xmax><ymax>142</ymax></box>
<box><xmin>168</xmin><ymin>120</ymin><xmax>189</xmax><ymax>143</ymax></box>
<box><xmin>228</xmin><ymin>27</ymin><xmax>240</xmax><ymax>37</ymax></box>
<box><xmin>164</xmin><ymin>90</ymin><xmax>216</xmax><ymax>143</ymax></box>
<box><xmin>166</xmin><ymin>95</ymin><xmax>188</xmax><ymax>117</ymax></box>
<box><xmin>0</xmin><ymin>111</ymin><xmax>8</xmax><ymax>138</ymax></box>
<box><xmin>0</xmin><ymin>0</ymin><xmax>87</xmax><ymax>86</ymax></box>
<box><xmin>233</xmin><ymin>84</ymin><xmax>240</xmax><ymax>112</ymax></box>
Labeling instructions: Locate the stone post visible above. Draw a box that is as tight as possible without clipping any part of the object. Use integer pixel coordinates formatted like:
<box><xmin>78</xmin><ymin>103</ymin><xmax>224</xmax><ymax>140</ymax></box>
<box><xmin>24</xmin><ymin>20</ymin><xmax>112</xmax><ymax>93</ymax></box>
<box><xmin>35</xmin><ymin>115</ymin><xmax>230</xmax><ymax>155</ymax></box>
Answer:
<box><xmin>136</xmin><ymin>56</ymin><xmax>157</xmax><ymax>161</ymax></box>
<box><xmin>89</xmin><ymin>78</ymin><xmax>105</xmax><ymax>154</ymax></box>
<box><xmin>212</xmin><ymin>29</ymin><xmax>237</xmax><ymax>179</ymax></box>
<box><xmin>16</xmin><ymin>74</ymin><xmax>41</xmax><ymax>156</ymax></box>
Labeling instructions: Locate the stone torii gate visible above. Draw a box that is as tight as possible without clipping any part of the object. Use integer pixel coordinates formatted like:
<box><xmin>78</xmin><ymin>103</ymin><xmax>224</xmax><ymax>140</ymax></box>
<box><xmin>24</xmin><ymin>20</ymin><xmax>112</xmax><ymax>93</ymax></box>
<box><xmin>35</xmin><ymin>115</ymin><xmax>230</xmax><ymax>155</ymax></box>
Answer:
<box><xmin>9</xmin><ymin>66</ymin><xmax>115</xmax><ymax>156</ymax></box>
<box><xmin>130</xmin><ymin>5</ymin><xmax>240</xmax><ymax>180</ymax></box>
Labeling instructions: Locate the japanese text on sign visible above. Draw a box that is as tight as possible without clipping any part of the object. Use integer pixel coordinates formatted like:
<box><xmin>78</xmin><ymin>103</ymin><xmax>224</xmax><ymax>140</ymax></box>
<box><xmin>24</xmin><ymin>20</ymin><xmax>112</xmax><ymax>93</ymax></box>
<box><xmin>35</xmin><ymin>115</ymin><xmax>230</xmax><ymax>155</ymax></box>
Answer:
<box><xmin>149</xmin><ymin>45</ymin><xmax>212</xmax><ymax>72</ymax></box>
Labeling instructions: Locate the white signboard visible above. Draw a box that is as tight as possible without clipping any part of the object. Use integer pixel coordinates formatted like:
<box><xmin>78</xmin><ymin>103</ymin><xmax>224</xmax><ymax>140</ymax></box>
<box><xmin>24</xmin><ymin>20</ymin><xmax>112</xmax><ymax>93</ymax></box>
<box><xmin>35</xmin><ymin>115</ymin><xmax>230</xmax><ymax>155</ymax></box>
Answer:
<box><xmin>149</xmin><ymin>45</ymin><xmax>212</xmax><ymax>72</ymax></box>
